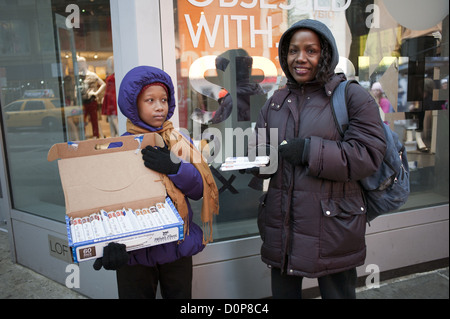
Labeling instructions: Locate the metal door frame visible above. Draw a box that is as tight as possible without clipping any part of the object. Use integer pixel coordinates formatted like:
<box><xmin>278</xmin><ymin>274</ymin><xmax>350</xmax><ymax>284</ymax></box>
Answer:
<box><xmin>0</xmin><ymin>97</ymin><xmax>16</xmax><ymax>263</ymax></box>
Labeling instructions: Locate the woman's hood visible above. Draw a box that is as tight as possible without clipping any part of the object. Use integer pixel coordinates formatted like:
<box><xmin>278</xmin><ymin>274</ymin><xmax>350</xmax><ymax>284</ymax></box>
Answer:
<box><xmin>118</xmin><ymin>66</ymin><xmax>176</xmax><ymax>132</ymax></box>
<box><xmin>278</xmin><ymin>19</ymin><xmax>339</xmax><ymax>85</ymax></box>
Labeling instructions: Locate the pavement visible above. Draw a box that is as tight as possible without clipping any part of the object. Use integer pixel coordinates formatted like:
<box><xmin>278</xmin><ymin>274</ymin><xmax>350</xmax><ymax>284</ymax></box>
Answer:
<box><xmin>0</xmin><ymin>229</ymin><xmax>86</xmax><ymax>299</ymax></box>
<box><xmin>355</xmin><ymin>267</ymin><xmax>449</xmax><ymax>299</ymax></box>
<box><xmin>0</xmin><ymin>229</ymin><xmax>448</xmax><ymax>299</ymax></box>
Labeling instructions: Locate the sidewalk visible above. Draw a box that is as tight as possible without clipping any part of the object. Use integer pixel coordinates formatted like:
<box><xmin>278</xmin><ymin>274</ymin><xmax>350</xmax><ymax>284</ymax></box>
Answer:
<box><xmin>355</xmin><ymin>267</ymin><xmax>449</xmax><ymax>299</ymax></box>
<box><xmin>0</xmin><ymin>230</ymin><xmax>86</xmax><ymax>299</ymax></box>
<box><xmin>1</xmin><ymin>230</ymin><xmax>448</xmax><ymax>299</ymax></box>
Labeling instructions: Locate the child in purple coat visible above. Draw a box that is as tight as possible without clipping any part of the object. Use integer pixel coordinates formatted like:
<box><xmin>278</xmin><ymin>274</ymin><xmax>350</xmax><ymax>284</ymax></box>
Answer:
<box><xmin>93</xmin><ymin>66</ymin><xmax>219</xmax><ymax>299</ymax></box>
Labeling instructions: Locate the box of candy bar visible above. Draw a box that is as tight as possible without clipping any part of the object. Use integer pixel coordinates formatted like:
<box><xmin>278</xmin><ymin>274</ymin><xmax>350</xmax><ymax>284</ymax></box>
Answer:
<box><xmin>48</xmin><ymin>134</ymin><xmax>184</xmax><ymax>263</ymax></box>
<box><xmin>65</xmin><ymin>197</ymin><xmax>183</xmax><ymax>263</ymax></box>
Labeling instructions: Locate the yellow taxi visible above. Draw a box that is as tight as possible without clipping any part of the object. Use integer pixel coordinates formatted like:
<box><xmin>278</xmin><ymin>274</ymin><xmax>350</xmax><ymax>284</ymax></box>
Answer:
<box><xmin>3</xmin><ymin>97</ymin><xmax>82</xmax><ymax>131</ymax></box>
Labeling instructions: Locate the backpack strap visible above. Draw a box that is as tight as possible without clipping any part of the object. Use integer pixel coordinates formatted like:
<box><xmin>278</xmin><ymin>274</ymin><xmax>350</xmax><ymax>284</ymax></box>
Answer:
<box><xmin>331</xmin><ymin>80</ymin><xmax>358</xmax><ymax>137</ymax></box>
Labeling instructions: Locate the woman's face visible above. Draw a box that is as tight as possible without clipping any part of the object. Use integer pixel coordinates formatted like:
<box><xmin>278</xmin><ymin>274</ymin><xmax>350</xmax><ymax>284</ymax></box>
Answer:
<box><xmin>287</xmin><ymin>28</ymin><xmax>321</xmax><ymax>84</ymax></box>
<box><xmin>137</xmin><ymin>85</ymin><xmax>169</xmax><ymax>128</ymax></box>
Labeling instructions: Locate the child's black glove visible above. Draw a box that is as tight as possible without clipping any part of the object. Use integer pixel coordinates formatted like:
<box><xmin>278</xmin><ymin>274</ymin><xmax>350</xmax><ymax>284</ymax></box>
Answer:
<box><xmin>93</xmin><ymin>242</ymin><xmax>129</xmax><ymax>271</ymax></box>
<box><xmin>141</xmin><ymin>146</ymin><xmax>181</xmax><ymax>175</ymax></box>
<box><xmin>279</xmin><ymin>138</ymin><xmax>310</xmax><ymax>166</ymax></box>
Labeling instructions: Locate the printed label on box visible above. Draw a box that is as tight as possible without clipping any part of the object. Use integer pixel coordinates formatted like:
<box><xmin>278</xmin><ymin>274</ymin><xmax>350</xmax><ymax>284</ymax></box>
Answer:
<box><xmin>154</xmin><ymin>228</ymin><xmax>180</xmax><ymax>245</ymax></box>
<box><xmin>79</xmin><ymin>246</ymin><xmax>97</xmax><ymax>260</ymax></box>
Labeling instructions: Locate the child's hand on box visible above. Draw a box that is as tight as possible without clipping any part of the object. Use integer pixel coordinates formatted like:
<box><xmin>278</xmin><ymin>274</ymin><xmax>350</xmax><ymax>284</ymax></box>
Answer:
<box><xmin>93</xmin><ymin>242</ymin><xmax>129</xmax><ymax>271</ymax></box>
<box><xmin>141</xmin><ymin>145</ymin><xmax>181</xmax><ymax>175</ymax></box>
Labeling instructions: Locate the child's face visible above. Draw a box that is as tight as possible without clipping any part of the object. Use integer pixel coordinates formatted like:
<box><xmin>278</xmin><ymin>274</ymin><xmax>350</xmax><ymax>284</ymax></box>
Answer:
<box><xmin>287</xmin><ymin>29</ymin><xmax>321</xmax><ymax>84</ymax></box>
<box><xmin>137</xmin><ymin>85</ymin><xmax>169</xmax><ymax>128</ymax></box>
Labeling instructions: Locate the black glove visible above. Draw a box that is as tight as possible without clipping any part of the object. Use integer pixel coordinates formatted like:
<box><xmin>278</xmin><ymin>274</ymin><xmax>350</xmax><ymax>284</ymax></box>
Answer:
<box><xmin>279</xmin><ymin>138</ymin><xmax>310</xmax><ymax>166</ymax></box>
<box><xmin>93</xmin><ymin>242</ymin><xmax>130</xmax><ymax>271</ymax></box>
<box><xmin>141</xmin><ymin>145</ymin><xmax>181</xmax><ymax>175</ymax></box>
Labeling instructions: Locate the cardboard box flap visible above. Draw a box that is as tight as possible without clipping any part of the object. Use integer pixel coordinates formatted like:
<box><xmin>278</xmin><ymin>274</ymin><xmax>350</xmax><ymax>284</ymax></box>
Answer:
<box><xmin>48</xmin><ymin>134</ymin><xmax>167</xmax><ymax>217</ymax></box>
<box><xmin>47</xmin><ymin>134</ymin><xmax>164</xmax><ymax>161</ymax></box>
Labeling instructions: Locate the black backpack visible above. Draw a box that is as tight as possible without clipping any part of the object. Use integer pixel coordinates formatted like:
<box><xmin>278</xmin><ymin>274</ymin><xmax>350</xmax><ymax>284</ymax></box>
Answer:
<box><xmin>331</xmin><ymin>80</ymin><xmax>410</xmax><ymax>222</ymax></box>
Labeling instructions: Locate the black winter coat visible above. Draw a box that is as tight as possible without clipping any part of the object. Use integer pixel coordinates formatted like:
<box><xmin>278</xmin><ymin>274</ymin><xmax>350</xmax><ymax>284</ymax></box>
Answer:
<box><xmin>255</xmin><ymin>73</ymin><xmax>386</xmax><ymax>278</ymax></box>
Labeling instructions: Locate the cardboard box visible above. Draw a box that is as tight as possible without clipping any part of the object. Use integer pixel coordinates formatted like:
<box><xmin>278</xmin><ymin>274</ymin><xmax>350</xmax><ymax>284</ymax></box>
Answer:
<box><xmin>48</xmin><ymin>134</ymin><xmax>184</xmax><ymax>263</ymax></box>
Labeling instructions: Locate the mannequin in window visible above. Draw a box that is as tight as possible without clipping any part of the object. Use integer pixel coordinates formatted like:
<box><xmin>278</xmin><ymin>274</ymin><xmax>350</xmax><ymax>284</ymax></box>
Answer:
<box><xmin>102</xmin><ymin>56</ymin><xmax>119</xmax><ymax>137</ymax></box>
<box><xmin>77</xmin><ymin>56</ymin><xmax>106</xmax><ymax>139</ymax></box>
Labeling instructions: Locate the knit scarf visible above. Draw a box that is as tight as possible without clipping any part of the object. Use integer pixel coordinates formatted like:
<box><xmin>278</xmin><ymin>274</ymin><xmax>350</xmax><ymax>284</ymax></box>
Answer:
<box><xmin>127</xmin><ymin>119</ymin><xmax>219</xmax><ymax>244</ymax></box>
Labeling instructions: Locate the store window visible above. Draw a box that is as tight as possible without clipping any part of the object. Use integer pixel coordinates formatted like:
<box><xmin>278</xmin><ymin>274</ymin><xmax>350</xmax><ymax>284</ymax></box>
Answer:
<box><xmin>0</xmin><ymin>0</ymin><xmax>115</xmax><ymax>222</ymax></box>
<box><xmin>173</xmin><ymin>0</ymin><xmax>449</xmax><ymax>242</ymax></box>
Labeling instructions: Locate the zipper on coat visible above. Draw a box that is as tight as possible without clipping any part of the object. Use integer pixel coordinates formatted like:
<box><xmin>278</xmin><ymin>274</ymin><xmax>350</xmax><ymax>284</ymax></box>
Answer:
<box><xmin>281</xmin><ymin>87</ymin><xmax>305</xmax><ymax>273</ymax></box>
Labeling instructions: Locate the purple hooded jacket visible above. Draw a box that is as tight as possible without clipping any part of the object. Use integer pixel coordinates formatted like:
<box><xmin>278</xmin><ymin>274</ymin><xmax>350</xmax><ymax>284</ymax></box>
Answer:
<box><xmin>117</xmin><ymin>66</ymin><xmax>205</xmax><ymax>266</ymax></box>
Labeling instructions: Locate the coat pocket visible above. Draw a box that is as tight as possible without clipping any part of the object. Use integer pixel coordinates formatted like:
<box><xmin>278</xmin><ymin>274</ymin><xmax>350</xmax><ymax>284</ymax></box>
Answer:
<box><xmin>319</xmin><ymin>196</ymin><xmax>366</xmax><ymax>258</ymax></box>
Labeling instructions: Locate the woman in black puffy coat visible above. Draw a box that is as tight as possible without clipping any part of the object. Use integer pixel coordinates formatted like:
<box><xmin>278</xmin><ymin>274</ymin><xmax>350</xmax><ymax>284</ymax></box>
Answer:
<box><xmin>253</xmin><ymin>19</ymin><xmax>386</xmax><ymax>299</ymax></box>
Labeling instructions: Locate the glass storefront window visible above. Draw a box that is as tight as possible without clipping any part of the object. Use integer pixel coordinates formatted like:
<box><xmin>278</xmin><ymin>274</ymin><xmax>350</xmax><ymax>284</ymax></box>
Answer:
<box><xmin>0</xmin><ymin>0</ymin><xmax>115</xmax><ymax>222</ymax></box>
<box><xmin>0</xmin><ymin>0</ymin><xmax>448</xmax><ymax>236</ymax></box>
<box><xmin>173</xmin><ymin>0</ymin><xmax>449</xmax><ymax>242</ymax></box>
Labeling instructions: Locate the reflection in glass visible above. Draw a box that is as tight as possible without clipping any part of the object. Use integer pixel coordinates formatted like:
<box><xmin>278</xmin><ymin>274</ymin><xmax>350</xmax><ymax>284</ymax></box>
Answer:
<box><xmin>0</xmin><ymin>0</ymin><xmax>114</xmax><ymax>222</ymax></box>
<box><xmin>173</xmin><ymin>0</ymin><xmax>449</xmax><ymax>242</ymax></box>
<box><xmin>0</xmin><ymin>0</ymin><xmax>447</xmax><ymax>230</ymax></box>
